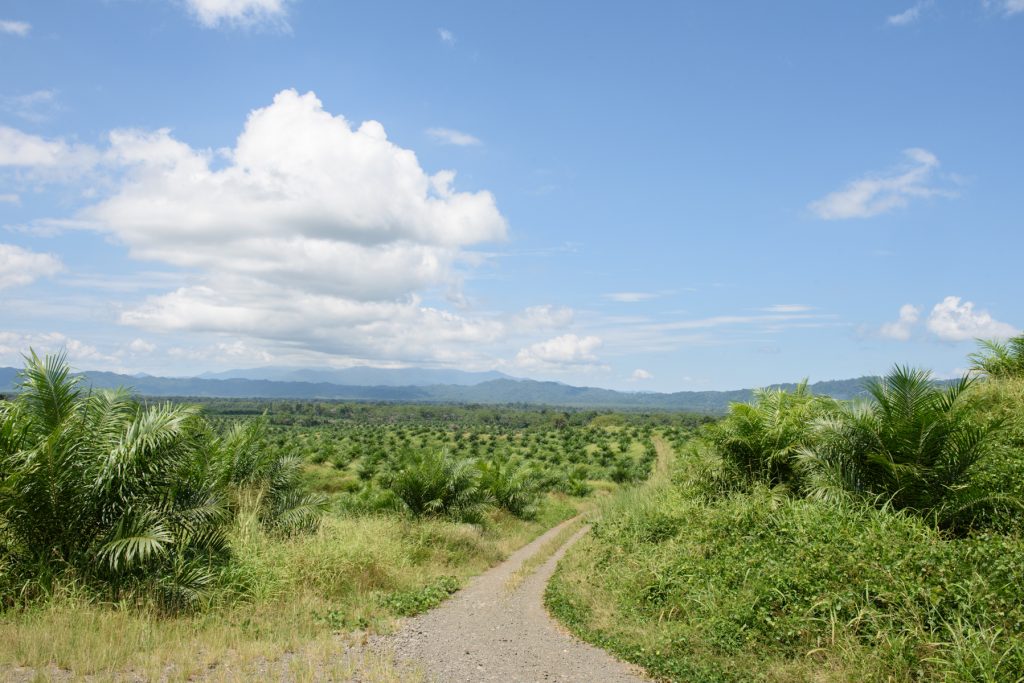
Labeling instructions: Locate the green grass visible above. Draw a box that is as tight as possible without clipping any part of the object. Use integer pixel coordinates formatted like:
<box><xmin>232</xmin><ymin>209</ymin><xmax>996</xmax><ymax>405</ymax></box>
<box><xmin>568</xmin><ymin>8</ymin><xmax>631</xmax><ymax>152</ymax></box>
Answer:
<box><xmin>505</xmin><ymin>515</ymin><xmax>587</xmax><ymax>593</ymax></box>
<box><xmin>0</xmin><ymin>494</ymin><xmax>579</xmax><ymax>680</ymax></box>
<box><xmin>547</xmin><ymin>439</ymin><xmax>1024</xmax><ymax>682</ymax></box>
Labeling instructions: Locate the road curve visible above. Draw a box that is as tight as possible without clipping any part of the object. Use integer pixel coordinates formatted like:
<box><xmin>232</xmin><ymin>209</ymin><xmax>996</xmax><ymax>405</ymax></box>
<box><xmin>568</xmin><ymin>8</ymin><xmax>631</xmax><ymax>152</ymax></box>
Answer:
<box><xmin>372</xmin><ymin>514</ymin><xmax>650</xmax><ymax>682</ymax></box>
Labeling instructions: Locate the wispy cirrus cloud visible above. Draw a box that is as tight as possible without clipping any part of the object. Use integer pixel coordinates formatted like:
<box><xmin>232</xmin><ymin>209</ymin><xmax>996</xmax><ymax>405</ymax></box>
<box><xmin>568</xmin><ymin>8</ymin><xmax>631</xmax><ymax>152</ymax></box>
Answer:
<box><xmin>986</xmin><ymin>0</ymin><xmax>1024</xmax><ymax>16</ymax></box>
<box><xmin>1</xmin><ymin>90</ymin><xmax>61</xmax><ymax>124</ymax></box>
<box><xmin>887</xmin><ymin>1</ymin><xmax>930</xmax><ymax>26</ymax></box>
<box><xmin>808</xmin><ymin>148</ymin><xmax>956</xmax><ymax>220</ymax></box>
<box><xmin>0</xmin><ymin>19</ymin><xmax>30</xmax><ymax>36</ymax></box>
<box><xmin>759</xmin><ymin>304</ymin><xmax>813</xmax><ymax>313</ymax></box>
<box><xmin>427</xmin><ymin>127</ymin><xmax>481</xmax><ymax>146</ymax></box>
<box><xmin>604</xmin><ymin>291</ymin><xmax>659</xmax><ymax>303</ymax></box>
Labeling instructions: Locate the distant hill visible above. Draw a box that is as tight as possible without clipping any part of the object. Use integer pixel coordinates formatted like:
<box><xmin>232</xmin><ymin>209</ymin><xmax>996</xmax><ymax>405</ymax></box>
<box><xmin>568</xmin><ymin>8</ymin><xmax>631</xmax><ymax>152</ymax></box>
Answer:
<box><xmin>197</xmin><ymin>366</ymin><xmax>511</xmax><ymax>386</ymax></box>
<box><xmin>0</xmin><ymin>366</ymin><xmax>883</xmax><ymax>413</ymax></box>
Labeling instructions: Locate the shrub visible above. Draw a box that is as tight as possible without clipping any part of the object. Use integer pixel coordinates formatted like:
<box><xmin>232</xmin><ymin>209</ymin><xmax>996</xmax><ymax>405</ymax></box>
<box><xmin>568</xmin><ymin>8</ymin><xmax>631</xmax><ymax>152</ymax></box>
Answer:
<box><xmin>0</xmin><ymin>352</ymin><xmax>231</xmax><ymax>609</ymax></box>
<box><xmin>706</xmin><ymin>381</ymin><xmax>837</xmax><ymax>493</ymax></box>
<box><xmin>799</xmin><ymin>366</ymin><xmax>1015</xmax><ymax>531</ymax></box>
<box><xmin>378</xmin><ymin>449</ymin><xmax>490</xmax><ymax>523</ymax></box>
<box><xmin>969</xmin><ymin>335</ymin><xmax>1024</xmax><ymax>379</ymax></box>
<box><xmin>0</xmin><ymin>352</ymin><xmax>326</xmax><ymax>610</ymax></box>
<box><xmin>477</xmin><ymin>458</ymin><xmax>542</xmax><ymax>519</ymax></box>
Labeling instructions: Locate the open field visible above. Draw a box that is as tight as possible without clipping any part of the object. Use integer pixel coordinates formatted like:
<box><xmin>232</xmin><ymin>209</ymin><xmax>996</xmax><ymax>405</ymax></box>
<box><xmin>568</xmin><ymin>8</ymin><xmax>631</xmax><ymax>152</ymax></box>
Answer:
<box><xmin>0</xmin><ymin>359</ymin><xmax>692</xmax><ymax>680</ymax></box>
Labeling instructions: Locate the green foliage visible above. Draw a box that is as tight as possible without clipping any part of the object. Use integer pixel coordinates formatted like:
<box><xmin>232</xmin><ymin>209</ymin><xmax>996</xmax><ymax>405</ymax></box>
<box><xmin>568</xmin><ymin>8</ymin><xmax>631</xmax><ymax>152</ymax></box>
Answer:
<box><xmin>379</xmin><ymin>449</ymin><xmax>491</xmax><ymax>523</ymax></box>
<box><xmin>0</xmin><ymin>352</ymin><xmax>230</xmax><ymax>609</ymax></box>
<box><xmin>706</xmin><ymin>380</ymin><xmax>837</xmax><ymax>492</ymax></box>
<box><xmin>213</xmin><ymin>418</ymin><xmax>328</xmax><ymax>535</ymax></box>
<box><xmin>970</xmin><ymin>335</ymin><xmax>1024</xmax><ymax>379</ymax></box>
<box><xmin>477</xmin><ymin>458</ymin><xmax>542</xmax><ymax>519</ymax></box>
<box><xmin>549</xmin><ymin>440</ymin><xmax>1024</xmax><ymax>682</ymax></box>
<box><xmin>381</xmin><ymin>575</ymin><xmax>460</xmax><ymax>616</ymax></box>
<box><xmin>0</xmin><ymin>352</ymin><xmax>325</xmax><ymax>610</ymax></box>
<box><xmin>799</xmin><ymin>367</ymin><xmax>1016</xmax><ymax>530</ymax></box>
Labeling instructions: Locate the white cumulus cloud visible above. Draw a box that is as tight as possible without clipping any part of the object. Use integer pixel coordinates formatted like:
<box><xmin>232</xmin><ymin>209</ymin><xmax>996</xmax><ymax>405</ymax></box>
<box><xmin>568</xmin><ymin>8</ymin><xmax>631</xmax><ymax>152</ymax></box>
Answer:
<box><xmin>808</xmin><ymin>148</ymin><xmax>953</xmax><ymax>220</ymax></box>
<box><xmin>880</xmin><ymin>303</ymin><xmax>921</xmax><ymax>341</ymax></box>
<box><xmin>0</xmin><ymin>331</ymin><xmax>107</xmax><ymax>364</ymax></box>
<box><xmin>184</xmin><ymin>0</ymin><xmax>290</xmax><ymax>29</ymax></box>
<box><xmin>438</xmin><ymin>28</ymin><xmax>455</xmax><ymax>45</ymax></box>
<box><xmin>514</xmin><ymin>334</ymin><xmax>603</xmax><ymax>371</ymax></box>
<box><xmin>926</xmin><ymin>296</ymin><xmax>1018</xmax><ymax>342</ymax></box>
<box><xmin>0</xmin><ymin>126</ymin><xmax>98</xmax><ymax>168</ymax></box>
<box><xmin>0</xmin><ymin>243</ymin><xmax>63</xmax><ymax>289</ymax></box>
<box><xmin>127</xmin><ymin>338</ymin><xmax>156</xmax><ymax>354</ymax></box>
<box><xmin>630</xmin><ymin>368</ymin><xmax>652</xmax><ymax>381</ymax></box>
<box><xmin>11</xmin><ymin>90</ymin><xmax>571</xmax><ymax>369</ymax></box>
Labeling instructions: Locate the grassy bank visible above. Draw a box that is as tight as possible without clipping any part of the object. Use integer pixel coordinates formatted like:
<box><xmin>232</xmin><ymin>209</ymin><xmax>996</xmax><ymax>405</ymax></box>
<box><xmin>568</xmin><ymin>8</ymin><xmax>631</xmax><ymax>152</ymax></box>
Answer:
<box><xmin>1</xmin><ymin>494</ymin><xmax>579</xmax><ymax>680</ymax></box>
<box><xmin>547</xmin><ymin>379</ymin><xmax>1024</xmax><ymax>682</ymax></box>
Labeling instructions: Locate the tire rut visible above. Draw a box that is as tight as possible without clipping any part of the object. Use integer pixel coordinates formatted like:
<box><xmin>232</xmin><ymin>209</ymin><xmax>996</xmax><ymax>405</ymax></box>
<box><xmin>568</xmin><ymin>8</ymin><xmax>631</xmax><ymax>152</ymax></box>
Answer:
<box><xmin>370</xmin><ymin>515</ymin><xmax>650</xmax><ymax>682</ymax></box>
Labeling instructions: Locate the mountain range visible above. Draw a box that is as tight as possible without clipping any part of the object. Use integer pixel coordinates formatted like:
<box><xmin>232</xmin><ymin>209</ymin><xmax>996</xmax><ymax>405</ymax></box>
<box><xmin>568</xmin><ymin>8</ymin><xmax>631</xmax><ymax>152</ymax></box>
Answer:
<box><xmin>0</xmin><ymin>365</ymin><xmax>883</xmax><ymax>414</ymax></box>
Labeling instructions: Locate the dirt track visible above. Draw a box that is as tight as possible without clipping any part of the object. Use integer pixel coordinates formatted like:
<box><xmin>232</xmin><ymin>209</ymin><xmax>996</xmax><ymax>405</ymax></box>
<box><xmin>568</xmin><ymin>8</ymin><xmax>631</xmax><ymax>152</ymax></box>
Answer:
<box><xmin>371</xmin><ymin>514</ymin><xmax>649</xmax><ymax>682</ymax></box>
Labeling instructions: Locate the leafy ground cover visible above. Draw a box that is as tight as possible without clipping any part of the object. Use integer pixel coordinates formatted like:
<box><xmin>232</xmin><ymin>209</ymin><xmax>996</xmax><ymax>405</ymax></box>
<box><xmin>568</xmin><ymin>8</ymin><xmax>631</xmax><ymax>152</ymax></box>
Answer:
<box><xmin>548</xmin><ymin>342</ymin><xmax>1024</xmax><ymax>682</ymax></box>
<box><xmin>1</xmin><ymin>352</ymin><xmax>676</xmax><ymax>680</ymax></box>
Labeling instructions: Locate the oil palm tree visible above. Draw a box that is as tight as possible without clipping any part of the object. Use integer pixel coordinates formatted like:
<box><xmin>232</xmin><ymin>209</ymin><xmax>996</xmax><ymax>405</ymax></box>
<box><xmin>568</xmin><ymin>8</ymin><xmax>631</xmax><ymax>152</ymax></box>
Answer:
<box><xmin>709</xmin><ymin>381</ymin><xmax>838</xmax><ymax>491</ymax></box>
<box><xmin>969</xmin><ymin>335</ymin><xmax>1024</xmax><ymax>379</ymax></box>
<box><xmin>0</xmin><ymin>351</ymin><xmax>325</xmax><ymax>608</ymax></box>
<box><xmin>799</xmin><ymin>366</ymin><xmax>1014</xmax><ymax>530</ymax></box>
<box><xmin>0</xmin><ymin>351</ymin><xmax>230</xmax><ymax>608</ymax></box>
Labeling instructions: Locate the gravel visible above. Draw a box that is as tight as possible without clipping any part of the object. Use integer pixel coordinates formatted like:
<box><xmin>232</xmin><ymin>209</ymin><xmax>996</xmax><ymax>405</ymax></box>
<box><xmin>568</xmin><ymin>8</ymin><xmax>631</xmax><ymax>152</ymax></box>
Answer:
<box><xmin>371</xmin><ymin>516</ymin><xmax>650</xmax><ymax>682</ymax></box>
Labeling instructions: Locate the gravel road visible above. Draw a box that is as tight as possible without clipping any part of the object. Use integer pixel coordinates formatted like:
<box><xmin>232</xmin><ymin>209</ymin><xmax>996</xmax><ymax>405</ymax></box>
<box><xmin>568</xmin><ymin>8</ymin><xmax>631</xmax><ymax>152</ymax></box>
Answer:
<box><xmin>372</xmin><ymin>515</ymin><xmax>650</xmax><ymax>683</ymax></box>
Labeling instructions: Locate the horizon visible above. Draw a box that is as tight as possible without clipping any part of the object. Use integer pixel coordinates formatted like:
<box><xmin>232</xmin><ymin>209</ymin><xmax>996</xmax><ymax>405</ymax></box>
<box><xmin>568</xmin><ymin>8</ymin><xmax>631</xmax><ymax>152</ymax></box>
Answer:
<box><xmin>0</xmin><ymin>358</ymin><xmax>935</xmax><ymax>397</ymax></box>
<box><xmin>2</xmin><ymin>1</ymin><xmax>1021</xmax><ymax>392</ymax></box>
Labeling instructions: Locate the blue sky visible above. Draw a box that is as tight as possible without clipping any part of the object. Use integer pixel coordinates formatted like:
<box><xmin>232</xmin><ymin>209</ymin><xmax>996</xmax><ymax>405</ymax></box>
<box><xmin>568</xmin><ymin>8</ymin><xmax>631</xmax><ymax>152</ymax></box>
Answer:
<box><xmin>0</xmin><ymin>0</ymin><xmax>1021</xmax><ymax>391</ymax></box>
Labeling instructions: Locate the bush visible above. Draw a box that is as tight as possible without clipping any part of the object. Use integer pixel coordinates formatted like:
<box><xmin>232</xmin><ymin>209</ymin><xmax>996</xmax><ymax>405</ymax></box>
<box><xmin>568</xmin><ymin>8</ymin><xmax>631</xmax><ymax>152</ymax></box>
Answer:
<box><xmin>0</xmin><ymin>353</ymin><xmax>231</xmax><ymax>609</ymax></box>
<box><xmin>477</xmin><ymin>458</ymin><xmax>542</xmax><ymax>519</ymax></box>
<box><xmin>549</xmin><ymin>461</ymin><xmax>1024</xmax><ymax>682</ymax></box>
<box><xmin>0</xmin><ymin>352</ymin><xmax>325</xmax><ymax>610</ymax></box>
<box><xmin>706</xmin><ymin>381</ymin><xmax>837</xmax><ymax>493</ymax></box>
<box><xmin>799</xmin><ymin>367</ymin><xmax>1016</xmax><ymax>531</ymax></box>
<box><xmin>969</xmin><ymin>335</ymin><xmax>1024</xmax><ymax>379</ymax></box>
<box><xmin>378</xmin><ymin>449</ymin><xmax>491</xmax><ymax>523</ymax></box>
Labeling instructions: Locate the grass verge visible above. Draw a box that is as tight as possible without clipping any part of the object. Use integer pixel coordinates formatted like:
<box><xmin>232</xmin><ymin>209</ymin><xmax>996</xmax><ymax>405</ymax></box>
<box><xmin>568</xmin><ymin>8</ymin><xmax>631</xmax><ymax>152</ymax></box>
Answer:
<box><xmin>0</xmin><ymin>494</ymin><xmax>579</xmax><ymax>681</ymax></box>
<box><xmin>505</xmin><ymin>515</ymin><xmax>588</xmax><ymax>593</ymax></box>
<box><xmin>546</xmin><ymin>439</ymin><xmax>1024</xmax><ymax>682</ymax></box>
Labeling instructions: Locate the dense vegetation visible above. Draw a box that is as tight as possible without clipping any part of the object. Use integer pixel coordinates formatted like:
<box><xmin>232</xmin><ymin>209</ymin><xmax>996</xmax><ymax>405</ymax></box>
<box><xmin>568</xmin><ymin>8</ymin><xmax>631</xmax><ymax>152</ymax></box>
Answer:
<box><xmin>0</xmin><ymin>351</ymin><xmax>678</xmax><ymax>678</ymax></box>
<box><xmin>549</xmin><ymin>338</ymin><xmax>1024</xmax><ymax>681</ymax></box>
<box><xmin>0</xmin><ymin>352</ymin><xmax>326</xmax><ymax>611</ymax></box>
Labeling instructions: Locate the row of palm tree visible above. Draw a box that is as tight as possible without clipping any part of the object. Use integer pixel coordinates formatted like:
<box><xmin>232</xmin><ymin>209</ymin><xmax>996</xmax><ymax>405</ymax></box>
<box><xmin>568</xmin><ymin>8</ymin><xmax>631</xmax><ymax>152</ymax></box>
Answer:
<box><xmin>707</xmin><ymin>336</ymin><xmax>1024</xmax><ymax>532</ymax></box>
<box><xmin>0</xmin><ymin>352</ymin><xmax>325</xmax><ymax>610</ymax></box>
